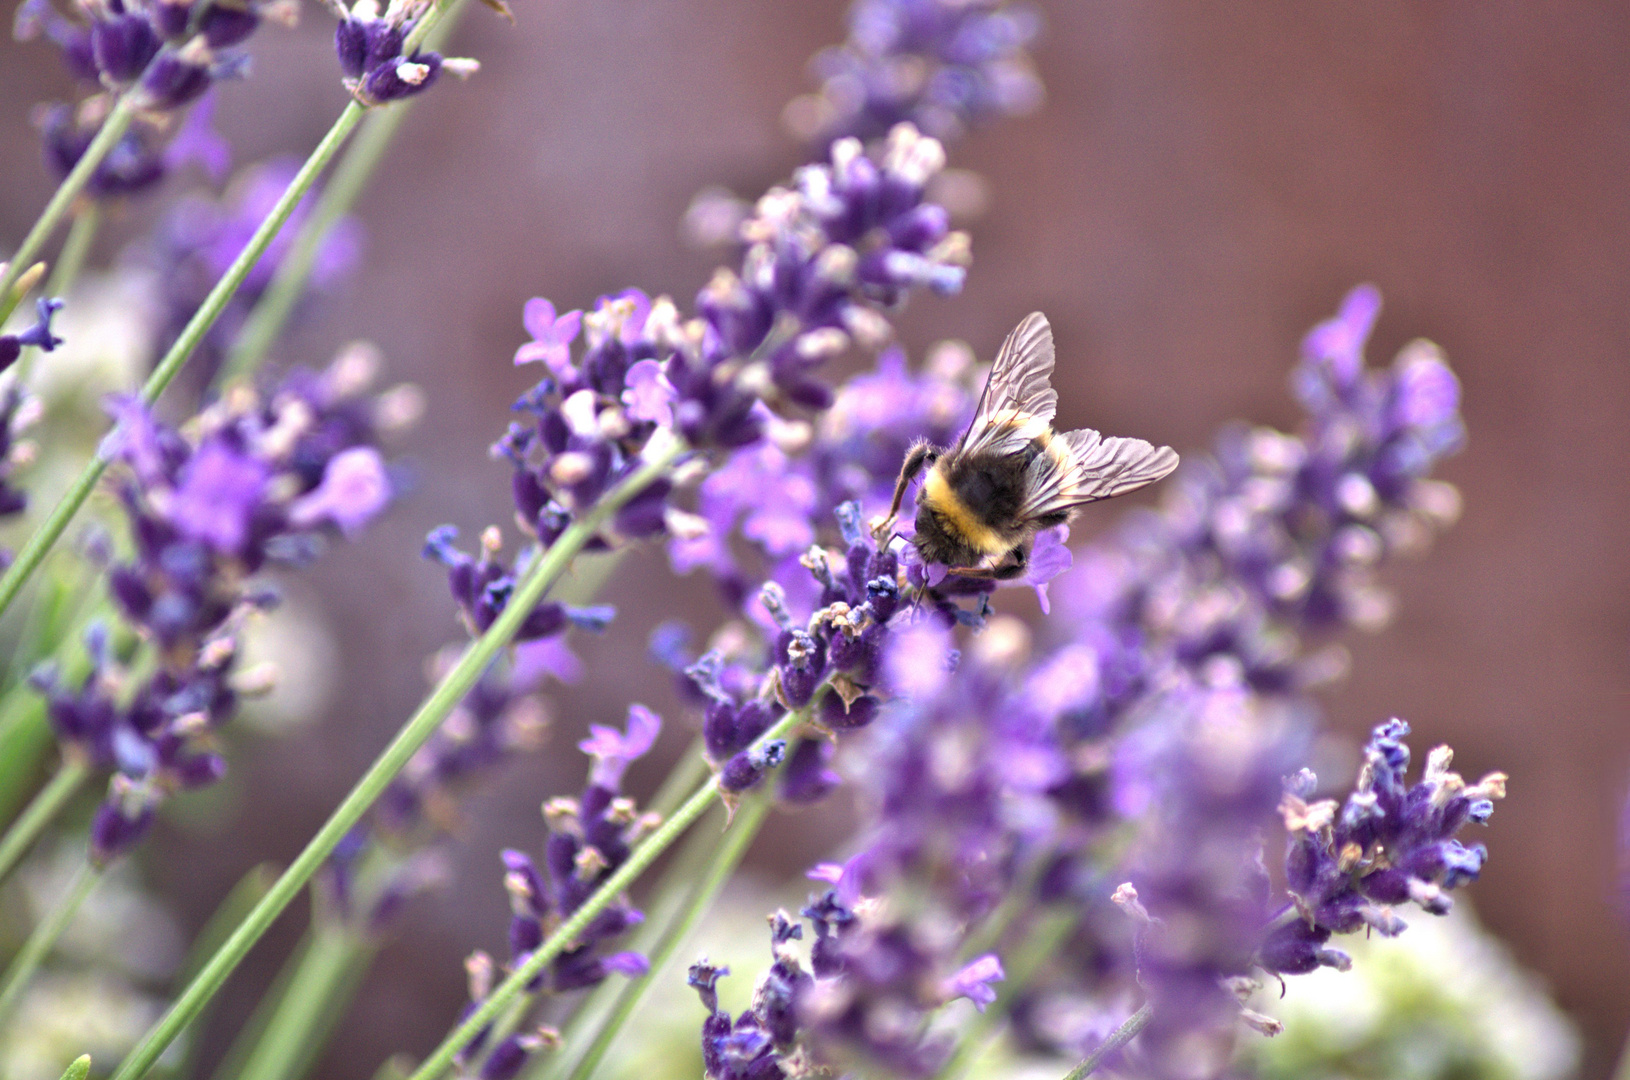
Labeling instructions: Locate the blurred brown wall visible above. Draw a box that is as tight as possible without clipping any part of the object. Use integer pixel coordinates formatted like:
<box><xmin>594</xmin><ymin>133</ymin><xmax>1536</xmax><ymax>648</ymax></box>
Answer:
<box><xmin>4</xmin><ymin>2</ymin><xmax>1630</xmax><ymax>1076</ymax></box>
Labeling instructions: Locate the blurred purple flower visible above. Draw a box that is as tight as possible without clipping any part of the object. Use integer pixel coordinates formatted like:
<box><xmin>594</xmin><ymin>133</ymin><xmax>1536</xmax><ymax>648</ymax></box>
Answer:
<box><xmin>514</xmin><ymin>298</ymin><xmax>582</xmax><ymax>374</ymax></box>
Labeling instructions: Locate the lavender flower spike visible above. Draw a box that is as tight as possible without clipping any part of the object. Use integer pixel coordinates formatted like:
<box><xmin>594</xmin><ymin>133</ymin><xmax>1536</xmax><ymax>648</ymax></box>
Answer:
<box><xmin>326</xmin><ymin>0</ymin><xmax>480</xmax><ymax>105</ymax></box>
<box><xmin>578</xmin><ymin>704</ymin><xmax>662</xmax><ymax>789</ymax></box>
<box><xmin>788</xmin><ymin>0</ymin><xmax>1045</xmax><ymax>145</ymax></box>
<box><xmin>1261</xmin><ymin>719</ymin><xmax>1508</xmax><ymax>975</ymax></box>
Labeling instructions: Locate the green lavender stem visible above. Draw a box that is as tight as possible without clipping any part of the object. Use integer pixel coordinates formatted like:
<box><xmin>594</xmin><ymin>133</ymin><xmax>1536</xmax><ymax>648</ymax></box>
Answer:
<box><xmin>0</xmin><ymin>98</ymin><xmax>363</xmax><ymax>624</ymax></box>
<box><xmin>559</xmin><ymin>794</ymin><xmax>772</xmax><ymax>1080</ymax></box>
<box><xmin>1060</xmin><ymin>1003</ymin><xmax>1153</xmax><ymax>1080</ymax></box>
<box><xmin>219</xmin><ymin>0</ymin><xmax>468</xmax><ymax>384</ymax></box>
<box><xmin>0</xmin><ymin>760</ymin><xmax>88</xmax><ymax>886</ymax></box>
<box><xmin>108</xmin><ymin>440</ymin><xmax>685</xmax><ymax>1080</ymax></box>
<box><xmin>0</xmin><ymin>98</ymin><xmax>135</xmax><ymax>312</ymax></box>
<box><xmin>230</xmin><ymin>925</ymin><xmax>375</xmax><ymax>1080</ymax></box>
<box><xmin>0</xmin><ymin>861</ymin><xmax>100</xmax><ymax>1028</ymax></box>
<box><xmin>0</xmin><ymin>0</ymin><xmax>468</xmax><ymax>621</ymax></box>
<box><xmin>405</xmin><ymin>708</ymin><xmax>801</xmax><ymax>1080</ymax></box>
<box><xmin>159</xmin><ymin>864</ymin><xmax>278</xmax><ymax>1080</ymax></box>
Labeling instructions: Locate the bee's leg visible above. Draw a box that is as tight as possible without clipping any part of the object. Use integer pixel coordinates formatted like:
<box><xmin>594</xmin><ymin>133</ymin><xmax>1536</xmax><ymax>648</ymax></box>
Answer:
<box><xmin>991</xmin><ymin>542</ymin><xmax>1030</xmax><ymax>581</ymax></box>
<box><xmin>873</xmin><ymin>439</ymin><xmax>937</xmax><ymax>539</ymax></box>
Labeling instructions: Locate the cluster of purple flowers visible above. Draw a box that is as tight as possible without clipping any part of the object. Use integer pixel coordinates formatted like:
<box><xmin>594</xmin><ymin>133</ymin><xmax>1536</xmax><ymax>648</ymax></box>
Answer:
<box><xmin>135</xmin><ymin>156</ymin><xmax>363</xmax><ymax>396</ymax></box>
<box><xmin>787</xmin><ymin>0</ymin><xmax>1044</xmax><ymax>145</ymax></box>
<box><xmin>14</xmin><ymin>0</ymin><xmax>278</xmax><ymax>196</ymax></box>
<box><xmin>670</xmin><ymin>341</ymin><xmax>979</xmax><ymax>610</ymax></box>
<box><xmin>325</xmin><ymin>0</ymin><xmax>478</xmax><ymax>106</ymax></box>
<box><xmin>687</xmin><ymin>912</ymin><xmax>810</xmax><ymax>1080</ymax></box>
<box><xmin>454</xmin><ymin>705</ymin><xmax>663</xmax><ymax>1080</ymax></box>
<box><xmin>0</xmin><ymin>387</ymin><xmax>39</xmax><ymax>530</ymax></box>
<box><xmin>483</xmin><ymin>122</ymin><xmax>967</xmax><ymax>635</ymax></box>
<box><xmin>1267</xmin><ymin>719</ymin><xmax>1506</xmax><ymax>972</ymax></box>
<box><xmin>665</xmin><ymin>502</ymin><xmax>904</xmax><ymax>808</ymax></box>
<box><xmin>31</xmin><ymin>347</ymin><xmax>411</xmax><ymax>864</ymax></box>
<box><xmin>666</xmin><ymin>287</ymin><xmax>1488</xmax><ymax>1080</ymax></box>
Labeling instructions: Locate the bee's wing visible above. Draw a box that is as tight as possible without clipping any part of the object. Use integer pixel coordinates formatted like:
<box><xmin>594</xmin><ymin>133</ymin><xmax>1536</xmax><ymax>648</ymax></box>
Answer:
<box><xmin>958</xmin><ymin>312</ymin><xmax>1058</xmax><ymax>456</ymax></box>
<box><xmin>1020</xmin><ymin>427</ymin><xmax>1180</xmax><ymax>520</ymax></box>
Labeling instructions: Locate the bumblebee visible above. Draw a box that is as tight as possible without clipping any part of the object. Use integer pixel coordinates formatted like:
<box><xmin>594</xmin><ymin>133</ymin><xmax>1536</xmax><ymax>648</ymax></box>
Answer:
<box><xmin>875</xmin><ymin>312</ymin><xmax>1179</xmax><ymax>579</ymax></box>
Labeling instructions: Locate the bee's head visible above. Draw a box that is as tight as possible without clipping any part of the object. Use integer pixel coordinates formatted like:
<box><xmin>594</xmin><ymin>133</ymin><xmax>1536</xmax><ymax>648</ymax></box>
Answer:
<box><xmin>912</xmin><ymin>502</ymin><xmax>982</xmax><ymax>569</ymax></box>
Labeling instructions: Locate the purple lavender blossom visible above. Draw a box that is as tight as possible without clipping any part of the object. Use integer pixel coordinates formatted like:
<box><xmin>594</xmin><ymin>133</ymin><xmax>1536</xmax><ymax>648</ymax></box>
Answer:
<box><xmin>489</xmin><ymin>126</ymin><xmax>970</xmax><ymax>644</ymax></box>
<box><xmin>16</xmin><ymin>0</ymin><xmax>285</xmax><ymax>198</ymax></box>
<box><xmin>1264</xmin><ymin>720</ymin><xmax>1506</xmax><ymax>974</ymax></box>
<box><xmin>0</xmin><ymin>297</ymin><xmax>66</xmax><ymax>374</ymax></box>
<box><xmin>325</xmin><ymin>0</ymin><xmax>478</xmax><ymax>105</ymax></box>
<box><xmin>34</xmin><ymin>351</ymin><xmax>412</xmax><ymax>864</ymax></box>
<box><xmin>0</xmin><ymin>387</ymin><xmax>40</xmax><ymax>530</ymax></box>
<box><xmin>450</xmin><ymin>705</ymin><xmax>665</xmax><ymax>1078</ymax></box>
<box><xmin>788</xmin><ymin>0</ymin><xmax>1045</xmax><ymax>145</ymax></box>
<box><xmin>689</xmin><ymin>913</ymin><xmax>812</xmax><ymax>1080</ymax></box>
<box><xmin>690</xmin><ymin>288</ymin><xmax>1480</xmax><ymax>1075</ymax></box>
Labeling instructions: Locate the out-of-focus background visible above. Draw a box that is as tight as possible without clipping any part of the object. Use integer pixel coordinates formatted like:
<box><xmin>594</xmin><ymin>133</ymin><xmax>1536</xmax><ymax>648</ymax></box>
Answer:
<box><xmin>3</xmin><ymin>2</ymin><xmax>1628</xmax><ymax>1076</ymax></box>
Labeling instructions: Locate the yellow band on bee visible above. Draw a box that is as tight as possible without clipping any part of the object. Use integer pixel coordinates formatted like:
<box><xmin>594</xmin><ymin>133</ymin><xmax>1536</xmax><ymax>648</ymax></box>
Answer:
<box><xmin>923</xmin><ymin>470</ymin><xmax>1008</xmax><ymax>556</ymax></box>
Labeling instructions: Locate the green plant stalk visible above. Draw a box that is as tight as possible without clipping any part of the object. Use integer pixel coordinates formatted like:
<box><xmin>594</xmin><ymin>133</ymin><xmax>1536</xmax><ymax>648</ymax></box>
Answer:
<box><xmin>0</xmin><ymin>860</ymin><xmax>100</xmax><ymax>1027</ymax></box>
<box><xmin>0</xmin><ymin>0</ymin><xmax>467</xmax><ymax>624</ymax></box>
<box><xmin>1060</xmin><ymin>1003</ymin><xmax>1152</xmax><ymax>1080</ymax></box>
<box><xmin>0</xmin><ymin>760</ymin><xmax>88</xmax><ymax>886</ymax></box>
<box><xmin>0</xmin><ymin>98</ymin><xmax>135</xmax><ymax>314</ymax></box>
<box><xmin>231</xmin><ymin>924</ymin><xmax>376</xmax><ymax>1080</ymax></box>
<box><xmin>644</xmin><ymin>735</ymin><xmax>709</xmax><ymax>821</ymax></box>
<box><xmin>156</xmin><ymin>863</ymin><xmax>279</xmax><ymax>1080</ymax></box>
<box><xmin>58</xmin><ymin>1054</ymin><xmax>92</xmax><ymax>1080</ymax></box>
<box><xmin>206</xmin><ymin>927</ymin><xmax>313</xmax><ymax>1080</ymax></box>
<box><xmin>109</xmin><ymin>440</ymin><xmax>686</xmax><ymax>1080</ymax></box>
<box><xmin>219</xmin><ymin>0</ymin><xmax>468</xmax><ymax>384</ymax></box>
<box><xmin>13</xmin><ymin>203</ymin><xmax>101</xmax><ymax>386</ymax></box>
<box><xmin>0</xmin><ymin>581</ymin><xmax>105</xmax><ymax>831</ymax></box>
<box><xmin>560</xmin><ymin>794</ymin><xmax>772</xmax><ymax>1080</ymax></box>
<box><xmin>405</xmin><ymin>708</ymin><xmax>801</xmax><ymax>1080</ymax></box>
<box><xmin>0</xmin><ymin>100</ymin><xmax>364</xmax><ymax>626</ymax></box>
<box><xmin>0</xmin><ymin>700</ymin><xmax>55</xmax><ymax>829</ymax></box>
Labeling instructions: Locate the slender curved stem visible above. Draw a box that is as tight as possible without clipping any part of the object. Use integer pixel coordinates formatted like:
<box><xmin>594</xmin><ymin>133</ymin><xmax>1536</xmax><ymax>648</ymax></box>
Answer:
<box><xmin>0</xmin><ymin>0</ymin><xmax>468</xmax><ymax>623</ymax></box>
<box><xmin>0</xmin><ymin>760</ymin><xmax>89</xmax><ymax>887</ymax></box>
<box><xmin>405</xmin><ymin>708</ymin><xmax>799</xmax><ymax>1080</ymax></box>
<box><xmin>230</xmin><ymin>924</ymin><xmax>375</xmax><ymax>1080</ymax></box>
<box><xmin>219</xmin><ymin>0</ymin><xmax>469</xmax><ymax>384</ymax></box>
<box><xmin>1061</xmin><ymin>1003</ymin><xmax>1152</xmax><ymax>1080</ymax></box>
<box><xmin>559</xmin><ymin>795</ymin><xmax>771</xmax><ymax>1080</ymax></box>
<box><xmin>0</xmin><ymin>98</ymin><xmax>135</xmax><ymax>310</ymax></box>
<box><xmin>0</xmin><ymin>861</ymin><xmax>101</xmax><ymax>1027</ymax></box>
<box><xmin>0</xmin><ymin>98</ymin><xmax>368</xmax><ymax>624</ymax></box>
<box><xmin>108</xmin><ymin>441</ymin><xmax>685</xmax><ymax>1080</ymax></box>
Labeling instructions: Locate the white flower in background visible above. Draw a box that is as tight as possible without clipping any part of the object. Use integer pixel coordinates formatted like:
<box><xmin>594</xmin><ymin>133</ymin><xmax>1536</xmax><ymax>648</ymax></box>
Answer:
<box><xmin>26</xmin><ymin>271</ymin><xmax>153</xmax><ymax>409</ymax></box>
<box><xmin>0</xmin><ymin>971</ymin><xmax>167</xmax><ymax>1080</ymax></box>
<box><xmin>1245</xmin><ymin>902</ymin><xmax>1578</xmax><ymax>1080</ymax></box>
